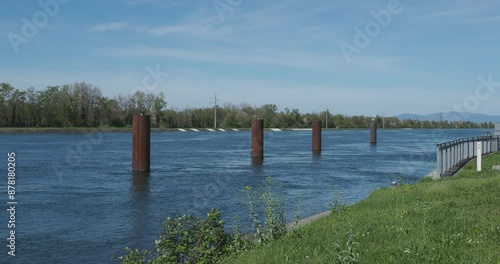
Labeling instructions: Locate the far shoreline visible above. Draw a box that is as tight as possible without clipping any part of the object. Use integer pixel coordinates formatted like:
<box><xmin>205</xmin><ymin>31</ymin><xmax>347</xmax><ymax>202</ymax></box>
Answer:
<box><xmin>0</xmin><ymin>127</ymin><xmax>488</xmax><ymax>134</ymax></box>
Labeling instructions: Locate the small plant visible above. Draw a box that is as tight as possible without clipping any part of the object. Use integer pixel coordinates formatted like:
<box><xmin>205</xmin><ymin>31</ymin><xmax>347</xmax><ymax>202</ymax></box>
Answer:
<box><xmin>243</xmin><ymin>185</ymin><xmax>265</xmax><ymax>243</ymax></box>
<box><xmin>398</xmin><ymin>174</ymin><xmax>404</xmax><ymax>186</ymax></box>
<box><xmin>330</xmin><ymin>191</ymin><xmax>346</xmax><ymax>215</ymax></box>
<box><xmin>226</xmin><ymin>215</ymin><xmax>252</xmax><ymax>255</ymax></box>
<box><xmin>243</xmin><ymin>177</ymin><xmax>295</xmax><ymax>243</ymax></box>
<box><xmin>262</xmin><ymin>177</ymin><xmax>287</xmax><ymax>241</ymax></box>
<box><xmin>335</xmin><ymin>227</ymin><xmax>360</xmax><ymax>264</ymax></box>
<box><xmin>290</xmin><ymin>196</ymin><xmax>302</xmax><ymax>234</ymax></box>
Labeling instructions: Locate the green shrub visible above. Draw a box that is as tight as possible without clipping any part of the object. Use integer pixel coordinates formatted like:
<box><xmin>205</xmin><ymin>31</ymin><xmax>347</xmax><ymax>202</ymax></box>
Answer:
<box><xmin>154</xmin><ymin>208</ymin><xmax>228</xmax><ymax>263</ymax></box>
<box><xmin>243</xmin><ymin>177</ymin><xmax>294</xmax><ymax>243</ymax></box>
<box><xmin>116</xmin><ymin>177</ymin><xmax>300</xmax><ymax>263</ymax></box>
<box><xmin>115</xmin><ymin>209</ymin><xmax>233</xmax><ymax>264</ymax></box>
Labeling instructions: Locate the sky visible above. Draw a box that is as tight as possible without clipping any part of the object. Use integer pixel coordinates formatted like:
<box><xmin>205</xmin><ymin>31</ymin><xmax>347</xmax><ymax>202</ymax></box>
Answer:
<box><xmin>1</xmin><ymin>0</ymin><xmax>500</xmax><ymax>116</ymax></box>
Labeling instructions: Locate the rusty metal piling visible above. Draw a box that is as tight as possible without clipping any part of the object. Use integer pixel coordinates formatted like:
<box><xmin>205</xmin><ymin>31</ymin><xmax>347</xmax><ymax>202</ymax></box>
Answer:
<box><xmin>370</xmin><ymin>119</ymin><xmax>377</xmax><ymax>145</ymax></box>
<box><xmin>251</xmin><ymin>118</ymin><xmax>264</xmax><ymax>159</ymax></box>
<box><xmin>312</xmin><ymin>120</ymin><xmax>322</xmax><ymax>153</ymax></box>
<box><xmin>132</xmin><ymin>115</ymin><xmax>151</xmax><ymax>172</ymax></box>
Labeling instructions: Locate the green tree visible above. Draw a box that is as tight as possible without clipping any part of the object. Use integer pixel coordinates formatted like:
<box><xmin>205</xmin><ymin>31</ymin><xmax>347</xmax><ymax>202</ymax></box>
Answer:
<box><xmin>152</xmin><ymin>92</ymin><xmax>166</xmax><ymax>127</ymax></box>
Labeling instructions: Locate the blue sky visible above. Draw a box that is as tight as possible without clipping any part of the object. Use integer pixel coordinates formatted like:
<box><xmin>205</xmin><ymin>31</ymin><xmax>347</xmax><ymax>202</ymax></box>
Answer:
<box><xmin>1</xmin><ymin>0</ymin><xmax>499</xmax><ymax>116</ymax></box>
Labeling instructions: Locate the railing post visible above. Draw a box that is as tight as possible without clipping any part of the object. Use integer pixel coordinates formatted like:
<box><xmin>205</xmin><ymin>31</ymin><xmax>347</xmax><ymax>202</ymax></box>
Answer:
<box><xmin>473</xmin><ymin>140</ymin><xmax>476</xmax><ymax>157</ymax></box>
<box><xmin>437</xmin><ymin>145</ymin><xmax>442</xmax><ymax>176</ymax></box>
<box><xmin>462</xmin><ymin>142</ymin><xmax>465</xmax><ymax>159</ymax></box>
<box><xmin>445</xmin><ymin>148</ymin><xmax>448</xmax><ymax>173</ymax></box>
<box><xmin>497</xmin><ymin>136</ymin><xmax>500</xmax><ymax>152</ymax></box>
<box><xmin>477</xmin><ymin>141</ymin><xmax>482</xmax><ymax>172</ymax></box>
<box><xmin>467</xmin><ymin>140</ymin><xmax>469</xmax><ymax>158</ymax></box>
<box><xmin>459</xmin><ymin>143</ymin><xmax>462</xmax><ymax>160</ymax></box>
<box><xmin>462</xmin><ymin>142</ymin><xmax>464</xmax><ymax>159</ymax></box>
<box><xmin>489</xmin><ymin>137</ymin><xmax>493</xmax><ymax>153</ymax></box>
<box><xmin>452</xmin><ymin>144</ymin><xmax>456</xmax><ymax>167</ymax></box>
<box><xmin>471</xmin><ymin>140</ymin><xmax>474</xmax><ymax>157</ymax></box>
<box><xmin>452</xmin><ymin>144</ymin><xmax>455</xmax><ymax>167</ymax></box>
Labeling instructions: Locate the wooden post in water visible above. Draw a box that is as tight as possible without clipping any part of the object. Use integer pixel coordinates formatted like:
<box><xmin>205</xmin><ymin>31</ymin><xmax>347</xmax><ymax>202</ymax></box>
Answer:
<box><xmin>251</xmin><ymin>118</ymin><xmax>264</xmax><ymax>159</ymax></box>
<box><xmin>370</xmin><ymin>119</ymin><xmax>377</xmax><ymax>145</ymax></box>
<box><xmin>312</xmin><ymin>120</ymin><xmax>322</xmax><ymax>154</ymax></box>
<box><xmin>132</xmin><ymin>115</ymin><xmax>151</xmax><ymax>172</ymax></box>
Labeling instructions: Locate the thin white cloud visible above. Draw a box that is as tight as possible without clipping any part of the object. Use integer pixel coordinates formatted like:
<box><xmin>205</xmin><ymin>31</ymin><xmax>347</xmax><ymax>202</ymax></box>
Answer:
<box><xmin>126</xmin><ymin>0</ymin><xmax>185</xmax><ymax>8</ymax></box>
<box><xmin>97</xmin><ymin>46</ymin><xmax>407</xmax><ymax>74</ymax></box>
<box><xmin>414</xmin><ymin>1</ymin><xmax>499</xmax><ymax>22</ymax></box>
<box><xmin>126</xmin><ymin>0</ymin><xmax>156</xmax><ymax>5</ymax></box>
<box><xmin>462</xmin><ymin>16</ymin><xmax>500</xmax><ymax>24</ymax></box>
<box><xmin>418</xmin><ymin>9</ymin><xmax>472</xmax><ymax>21</ymax></box>
<box><xmin>134</xmin><ymin>25</ymin><xmax>186</xmax><ymax>36</ymax></box>
<box><xmin>88</xmin><ymin>22</ymin><xmax>128</xmax><ymax>32</ymax></box>
<box><xmin>88</xmin><ymin>19</ymin><xmax>231</xmax><ymax>39</ymax></box>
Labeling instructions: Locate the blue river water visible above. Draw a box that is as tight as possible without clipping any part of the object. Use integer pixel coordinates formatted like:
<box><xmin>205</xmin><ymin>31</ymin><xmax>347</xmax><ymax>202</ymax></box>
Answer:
<box><xmin>0</xmin><ymin>128</ymin><xmax>491</xmax><ymax>263</ymax></box>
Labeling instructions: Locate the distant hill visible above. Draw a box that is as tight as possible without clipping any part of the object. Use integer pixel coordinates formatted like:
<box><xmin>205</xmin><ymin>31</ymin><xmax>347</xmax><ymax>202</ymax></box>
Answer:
<box><xmin>397</xmin><ymin>112</ymin><xmax>500</xmax><ymax>123</ymax></box>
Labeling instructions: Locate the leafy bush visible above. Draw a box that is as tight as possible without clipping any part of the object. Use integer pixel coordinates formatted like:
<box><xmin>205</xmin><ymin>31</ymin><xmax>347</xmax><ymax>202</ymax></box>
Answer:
<box><xmin>116</xmin><ymin>177</ymin><xmax>300</xmax><ymax>263</ymax></box>
<box><xmin>115</xmin><ymin>209</ymin><xmax>234</xmax><ymax>263</ymax></box>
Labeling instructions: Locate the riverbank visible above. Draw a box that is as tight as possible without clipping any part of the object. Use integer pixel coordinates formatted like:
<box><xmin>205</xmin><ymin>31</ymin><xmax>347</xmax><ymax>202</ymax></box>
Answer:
<box><xmin>224</xmin><ymin>153</ymin><xmax>500</xmax><ymax>263</ymax></box>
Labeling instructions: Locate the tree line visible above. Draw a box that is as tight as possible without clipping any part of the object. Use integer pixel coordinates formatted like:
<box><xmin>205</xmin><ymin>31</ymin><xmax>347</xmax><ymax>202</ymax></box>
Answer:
<box><xmin>0</xmin><ymin>82</ymin><xmax>494</xmax><ymax>129</ymax></box>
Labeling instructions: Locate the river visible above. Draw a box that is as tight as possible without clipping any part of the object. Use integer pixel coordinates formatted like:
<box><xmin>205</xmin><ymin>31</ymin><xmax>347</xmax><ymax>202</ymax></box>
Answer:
<box><xmin>0</xmin><ymin>128</ymin><xmax>490</xmax><ymax>263</ymax></box>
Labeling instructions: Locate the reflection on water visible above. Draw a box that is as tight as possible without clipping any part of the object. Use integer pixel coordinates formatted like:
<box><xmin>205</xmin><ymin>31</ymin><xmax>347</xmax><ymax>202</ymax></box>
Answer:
<box><xmin>132</xmin><ymin>171</ymin><xmax>150</xmax><ymax>193</ymax></box>
<box><xmin>131</xmin><ymin>171</ymin><xmax>150</xmax><ymax>243</ymax></box>
<box><xmin>251</xmin><ymin>157</ymin><xmax>264</xmax><ymax>166</ymax></box>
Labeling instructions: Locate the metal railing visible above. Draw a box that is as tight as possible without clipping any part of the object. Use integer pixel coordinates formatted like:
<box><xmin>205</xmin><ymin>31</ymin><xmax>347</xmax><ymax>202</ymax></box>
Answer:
<box><xmin>437</xmin><ymin>135</ymin><xmax>500</xmax><ymax>176</ymax></box>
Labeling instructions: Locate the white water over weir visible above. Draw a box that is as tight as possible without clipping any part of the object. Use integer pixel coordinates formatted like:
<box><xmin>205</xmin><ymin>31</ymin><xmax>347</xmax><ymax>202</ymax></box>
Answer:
<box><xmin>437</xmin><ymin>135</ymin><xmax>500</xmax><ymax>177</ymax></box>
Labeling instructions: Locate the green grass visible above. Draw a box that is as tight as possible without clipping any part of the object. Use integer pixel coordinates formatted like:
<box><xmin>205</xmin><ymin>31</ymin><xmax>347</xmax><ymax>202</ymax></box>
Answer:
<box><xmin>225</xmin><ymin>153</ymin><xmax>500</xmax><ymax>263</ymax></box>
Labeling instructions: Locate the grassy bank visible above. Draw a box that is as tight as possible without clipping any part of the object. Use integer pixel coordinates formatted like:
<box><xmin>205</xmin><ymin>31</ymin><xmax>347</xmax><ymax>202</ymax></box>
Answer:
<box><xmin>225</xmin><ymin>154</ymin><xmax>500</xmax><ymax>263</ymax></box>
